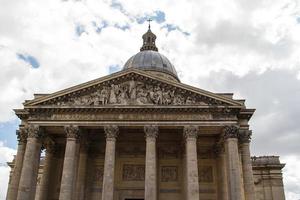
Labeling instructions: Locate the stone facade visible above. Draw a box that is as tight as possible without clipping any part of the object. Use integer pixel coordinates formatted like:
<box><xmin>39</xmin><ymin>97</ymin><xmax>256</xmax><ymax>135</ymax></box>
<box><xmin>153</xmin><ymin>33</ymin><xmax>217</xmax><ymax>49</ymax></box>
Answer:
<box><xmin>5</xmin><ymin>27</ymin><xmax>286</xmax><ymax>200</ymax></box>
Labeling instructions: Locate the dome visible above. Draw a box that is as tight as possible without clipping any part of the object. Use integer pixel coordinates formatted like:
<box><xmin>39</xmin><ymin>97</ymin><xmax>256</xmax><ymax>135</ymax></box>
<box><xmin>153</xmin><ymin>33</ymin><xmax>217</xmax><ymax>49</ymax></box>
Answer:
<box><xmin>122</xmin><ymin>23</ymin><xmax>180</xmax><ymax>82</ymax></box>
<box><xmin>123</xmin><ymin>50</ymin><xmax>179</xmax><ymax>81</ymax></box>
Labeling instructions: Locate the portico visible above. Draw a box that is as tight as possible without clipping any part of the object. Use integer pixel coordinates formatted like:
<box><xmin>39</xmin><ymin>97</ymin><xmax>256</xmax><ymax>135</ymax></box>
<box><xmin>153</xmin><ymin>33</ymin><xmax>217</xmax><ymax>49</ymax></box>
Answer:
<box><xmin>7</xmin><ymin>118</ymin><xmax>255</xmax><ymax>200</ymax></box>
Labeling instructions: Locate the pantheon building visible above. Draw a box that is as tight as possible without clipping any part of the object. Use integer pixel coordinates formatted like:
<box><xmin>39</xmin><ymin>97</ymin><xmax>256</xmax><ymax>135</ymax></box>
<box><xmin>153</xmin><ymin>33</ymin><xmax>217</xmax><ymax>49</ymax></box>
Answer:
<box><xmin>6</xmin><ymin>26</ymin><xmax>286</xmax><ymax>200</ymax></box>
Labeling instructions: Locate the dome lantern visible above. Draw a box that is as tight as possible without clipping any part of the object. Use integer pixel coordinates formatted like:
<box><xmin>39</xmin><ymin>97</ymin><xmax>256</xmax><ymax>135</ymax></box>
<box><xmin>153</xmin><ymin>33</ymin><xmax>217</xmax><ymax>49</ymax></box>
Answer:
<box><xmin>123</xmin><ymin>21</ymin><xmax>180</xmax><ymax>82</ymax></box>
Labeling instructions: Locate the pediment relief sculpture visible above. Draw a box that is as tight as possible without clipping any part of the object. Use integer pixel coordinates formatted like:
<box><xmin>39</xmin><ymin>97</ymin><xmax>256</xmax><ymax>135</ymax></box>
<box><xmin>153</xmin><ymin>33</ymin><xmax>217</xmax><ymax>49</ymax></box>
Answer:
<box><xmin>41</xmin><ymin>79</ymin><xmax>227</xmax><ymax>106</ymax></box>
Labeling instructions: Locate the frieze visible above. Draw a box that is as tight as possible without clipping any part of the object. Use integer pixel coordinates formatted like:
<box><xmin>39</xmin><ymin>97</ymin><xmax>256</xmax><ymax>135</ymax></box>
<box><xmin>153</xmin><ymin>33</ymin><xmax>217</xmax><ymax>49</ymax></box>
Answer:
<box><xmin>29</xmin><ymin>112</ymin><xmax>217</xmax><ymax>121</ymax></box>
<box><xmin>161</xmin><ymin>166</ymin><xmax>178</xmax><ymax>182</ymax></box>
<box><xmin>39</xmin><ymin>77</ymin><xmax>229</xmax><ymax>107</ymax></box>
<box><xmin>122</xmin><ymin>164</ymin><xmax>145</xmax><ymax>181</ymax></box>
<box><xmin>198</xmin><ymin>166</ymin><xmax>214</xmax><ymax>183</ymax></box>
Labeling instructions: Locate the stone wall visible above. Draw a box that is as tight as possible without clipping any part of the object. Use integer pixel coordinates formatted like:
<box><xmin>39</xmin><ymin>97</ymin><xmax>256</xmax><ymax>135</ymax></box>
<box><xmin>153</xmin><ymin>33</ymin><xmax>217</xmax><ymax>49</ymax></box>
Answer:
<box><xmin>252</xmin><ymin>156</ymin><xmax>286</xmax><ymax>200</ymax></box>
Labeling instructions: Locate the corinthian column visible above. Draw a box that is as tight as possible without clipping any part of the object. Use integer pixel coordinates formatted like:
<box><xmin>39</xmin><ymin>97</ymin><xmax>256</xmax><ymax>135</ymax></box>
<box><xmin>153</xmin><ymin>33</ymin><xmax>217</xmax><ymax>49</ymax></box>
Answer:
<box><xmin>17</xmin><ymin>125</ymin><xmax>43</xmax><ymax>200</ymax></box>
<box><xmin>75</xmin><ymin>136</ymin><xmax>89</xmax><ymax>200</ymax></box>
<box><xmin>36</xmin><ymin>138</ymin><xmax>55</xmax><ymax>200</ymax></box>
<box><xmin>239</xmin><ymin>130</ymin><xmax>255</xmax><ymax>200</ymax></box>
<box><xmin>59</xmin><ymin>125</ymin><xmax>80</xmax><ymax>200</ymax></box>
<box><xmin>6</xmin><ymin>128</ymin><xmax>27</xmax><ymax>200</ymax></box>
<box><xmin>183</xmin><ymin>126</ymin><xmax>200</xmax><ymax>200</ymax></box>
<box><xmin>102</xmin><ymin>125</ymin><xmax>119</xmax><ymax>200</ymax></box>
<box><xmin>223</xmin><ymin>126</ymin><xmax>243</xmax><ymax>200</ymax></box>
<box><xmin>215</xmin><ymin>144</ymin><xmax>229</xmax><ymax>200</ymax></box>
<box><xmin>144</xmin><ymin>125</ymin><xmax>158</xmax><ymax>200</ymax></box>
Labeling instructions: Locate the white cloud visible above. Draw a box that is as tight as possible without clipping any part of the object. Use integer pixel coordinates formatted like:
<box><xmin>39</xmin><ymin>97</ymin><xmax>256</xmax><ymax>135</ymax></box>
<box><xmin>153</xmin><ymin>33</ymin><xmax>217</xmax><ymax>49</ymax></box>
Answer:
<box><xmin>0</xmin><ymin>142</ymin><xmax>16</xmax><ymax>200</ymax></box>
<box><xmin>282</xmin><ymin>155</ymin><xmax>300</xmax><ymax>199</ymax></box>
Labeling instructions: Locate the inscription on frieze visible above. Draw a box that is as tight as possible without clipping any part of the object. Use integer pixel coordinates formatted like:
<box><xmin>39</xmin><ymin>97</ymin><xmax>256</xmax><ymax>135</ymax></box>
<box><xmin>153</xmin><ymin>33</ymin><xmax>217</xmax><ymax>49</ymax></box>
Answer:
<box><xmin>122</xmin><ymin>164</ymin><xmax>145</xmax><ymax>181</ymax></box>
<box><xmin>161</xmin><ymin>166</ymin><xmax>178</xmax><ymax>182</ymax></box>
<box><xmin>198</xmin><ymin>166</ymin><xmax>213</xmax><ymax>183</ymax></box>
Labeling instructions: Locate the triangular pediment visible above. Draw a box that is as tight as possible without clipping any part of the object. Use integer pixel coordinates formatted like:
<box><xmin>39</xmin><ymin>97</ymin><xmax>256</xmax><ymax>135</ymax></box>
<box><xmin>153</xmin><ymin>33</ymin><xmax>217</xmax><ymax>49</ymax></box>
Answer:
<box><xmin>24</xmin><ymin>69</ymin><xmax>243</xmax><ymax>107</ymax></box>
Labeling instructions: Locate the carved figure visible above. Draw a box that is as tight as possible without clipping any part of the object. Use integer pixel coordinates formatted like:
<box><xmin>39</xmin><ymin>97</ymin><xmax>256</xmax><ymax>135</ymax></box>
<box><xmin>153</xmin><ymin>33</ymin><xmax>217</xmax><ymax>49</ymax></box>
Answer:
<box><xmin>136</xmin><ymin>87</ymin><xmax>148</xmax><ymax>104</ymax></box>
<box><xmin>128</xmin><ymin>80</ymin><xmax>137</xmax><ymax>100</ymax></box>
<box><xmin>118</xmin><ymin>86</ymin><xmax>129</xmax><ymax>104</ymax></box>
<box><xmin>186</xmin><ymin>96</ymin><xmax>196</xmax><ymax>104</ymax></box>
<box><xmin>99</xmin><ymin>87</ymin><xmax>109</xmax><ymax>105</ymax></box>
<box><xmin>173</xmin><ymin>94</ymin><xmax>184</xmax><ymax>105</ymax></box>
<box><xmin>162</xmin><ymin>88</ymin><xmax>172</xmax><ymax>105</ymax></box>
<box><xmin>109</xmin><ymin>84</ymin><xmax>118</xmax><ymax>104</ymax></box>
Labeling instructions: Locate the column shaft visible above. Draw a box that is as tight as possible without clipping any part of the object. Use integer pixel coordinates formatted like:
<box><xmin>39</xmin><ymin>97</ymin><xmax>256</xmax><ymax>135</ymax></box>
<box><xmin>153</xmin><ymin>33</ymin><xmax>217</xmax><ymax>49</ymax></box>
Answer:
<box><xmin>216</xmin><ymin>147</ymin><xmax>229</xmax><ymax>200</ymax></box>
<box><xmin>240</xmin><ymin>130</ymin><xmax>255</xmax><ymax>200</ymax></box>
<box><xmin>144</xmin><ymin>125</ymin><xmax>158</xmax><ymax>200</ymax></box>
<box><xmin>36</xmin><ymin>139</ymin><xmax>55</xmax><ymax>200</ymax></box>
<box><xmin>184</xmin><ymin>126</ymin><xmax>200</xmax><ymax>200</ymax></box>
<box><xmin>17</xmin><ymin>125</ymin><xmax>43</xmax><ymax>200</ymax></box>
<box><xmin>102</xmin><ymin>125</ymin><xmax>118</xmax><ymax>200</ymax></box>
<box><xmin>75</xmin><ymin>140</ymin><xmax>89</xmax><ymax>200</ymax></box>
<box><xmin>6</xmin><ymin>129</ymin><xmax>27</xmax><ymax>200</ymax></box>
<box><xmin>59</xmin><ymin>125</ymin><xmax>80</xmax><ymax>200</ymax></box>
<box><xmin>224</xmin><ymin>126</ymin><xmax>243</xmax><ymax>200</ymax></box>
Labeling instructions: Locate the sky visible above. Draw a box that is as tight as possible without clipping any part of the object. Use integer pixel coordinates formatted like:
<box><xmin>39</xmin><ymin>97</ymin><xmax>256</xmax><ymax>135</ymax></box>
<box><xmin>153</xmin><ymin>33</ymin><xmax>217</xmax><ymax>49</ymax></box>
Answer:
<box><xmin>0</xmin><ymin>0</ymin><xmax>299</xmax><ymax>199</ymax></box>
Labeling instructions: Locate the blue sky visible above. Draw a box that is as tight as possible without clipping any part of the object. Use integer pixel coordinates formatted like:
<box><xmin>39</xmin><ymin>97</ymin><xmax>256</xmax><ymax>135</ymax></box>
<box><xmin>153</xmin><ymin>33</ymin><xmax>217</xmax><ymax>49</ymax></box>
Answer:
<box><xmin>0</xmin><ymin>119</ymin><xmax>18</xmax><ymax>149</ymax></box>
<box><xmin>0</xmin><ymin>0</ymin><xmax>300</xmax><ymax>199</ymax></box>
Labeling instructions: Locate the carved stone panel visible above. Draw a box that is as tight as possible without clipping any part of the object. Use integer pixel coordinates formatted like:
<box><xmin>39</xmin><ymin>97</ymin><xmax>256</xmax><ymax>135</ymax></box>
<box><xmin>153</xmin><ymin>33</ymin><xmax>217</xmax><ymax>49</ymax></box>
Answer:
<box><xmin>92</xmin><ymin>165</ymin><xmax>104</xmax><ymax>186</ymax></box>
<box><xmin>198</xmin><ymin>166</ymin><xmax>213</xmax><ymax>183</ymax></box>
<box><xmin>161</xmin><ymin>166</ymin><xmax>178</xmax><ymax>182</ymax></box>
<box><xmin>122</xmin><ymin>164</ymin><xmax>145</xmax><ymax>181</ymax></box>
<box><xmin>40</xmin><ymin>76</ymin><xmax>229</xmax><ymax>107</ymax></box>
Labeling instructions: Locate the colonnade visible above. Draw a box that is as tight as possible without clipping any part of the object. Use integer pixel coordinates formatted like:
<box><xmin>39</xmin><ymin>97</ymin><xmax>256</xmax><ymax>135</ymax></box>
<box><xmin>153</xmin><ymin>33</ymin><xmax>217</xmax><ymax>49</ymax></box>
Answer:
<box><xmin>6</xmin><ymin>124</ymin><xmax>255</xmax><ymax>200</ymax></box>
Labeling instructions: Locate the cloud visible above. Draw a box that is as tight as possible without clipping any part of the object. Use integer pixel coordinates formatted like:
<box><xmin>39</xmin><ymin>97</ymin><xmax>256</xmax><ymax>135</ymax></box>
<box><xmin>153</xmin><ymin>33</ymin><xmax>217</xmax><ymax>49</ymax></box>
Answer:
<box><xmin>282</xmin><ymin>155</ymin><xmax>300</xmax><ymax>199</ymax></box>
<box><xmin>192</xmin><ymin>69</ymin><xmax>300</xmax><ymax>157</ymax></box>
<box><xmin>0</xmin><ymin>141</ymin><xmax>16</xmax><ymax>200</ymax></box>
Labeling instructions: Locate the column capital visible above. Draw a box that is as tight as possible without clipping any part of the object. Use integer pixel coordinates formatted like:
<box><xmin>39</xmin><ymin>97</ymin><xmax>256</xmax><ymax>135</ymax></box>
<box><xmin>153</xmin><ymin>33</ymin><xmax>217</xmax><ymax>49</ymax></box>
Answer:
<box><xmin>239</xmin><ymin>130</ymin><xmax>252</xmax><ymax>143</ymax></box>
<box><xmin>104</xmin><ymin>125</ymin><xmax>119</xmax><ymax>140</ymax></box>
<box><xmin>183</xmin><ymin>125</ymin><xmax>198</xmax><ymax>140</ymax></box>
<box><xmin>144</xmin><ymin>125</ymin><xmax>159</xmax><ymax>139</ymax></box>
<box><xmin>44</xmin><ymin>137</ymin><xmax>56</xmax><ymax>154</ymax></box>
<box><xmin>17</xmin><ymin>127</ymin><xmax>27</xmax><ymax>144</ymax></box>
<box><xmin>223</xmin><ymin>125</ymin><xmax>239</xmax><ymax>139</ymax></box>
<box><xmin>27</xmin><ymin>125</ymin><xmax>44</xmax><ymax>139</ymax></box>
<box><xmin>64</xmin><ymin>125</ymin><xmax>80</xmax><ymax>139</ymax></box>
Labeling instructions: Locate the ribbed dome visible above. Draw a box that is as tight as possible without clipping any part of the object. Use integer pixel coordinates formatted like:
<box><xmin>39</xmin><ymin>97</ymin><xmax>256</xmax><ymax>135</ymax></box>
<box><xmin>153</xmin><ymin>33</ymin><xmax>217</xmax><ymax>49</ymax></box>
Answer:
<box><xmin>123</xmin><ymin>50</ymin><xmax>179</xmax><ymax>81</ymax></box>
